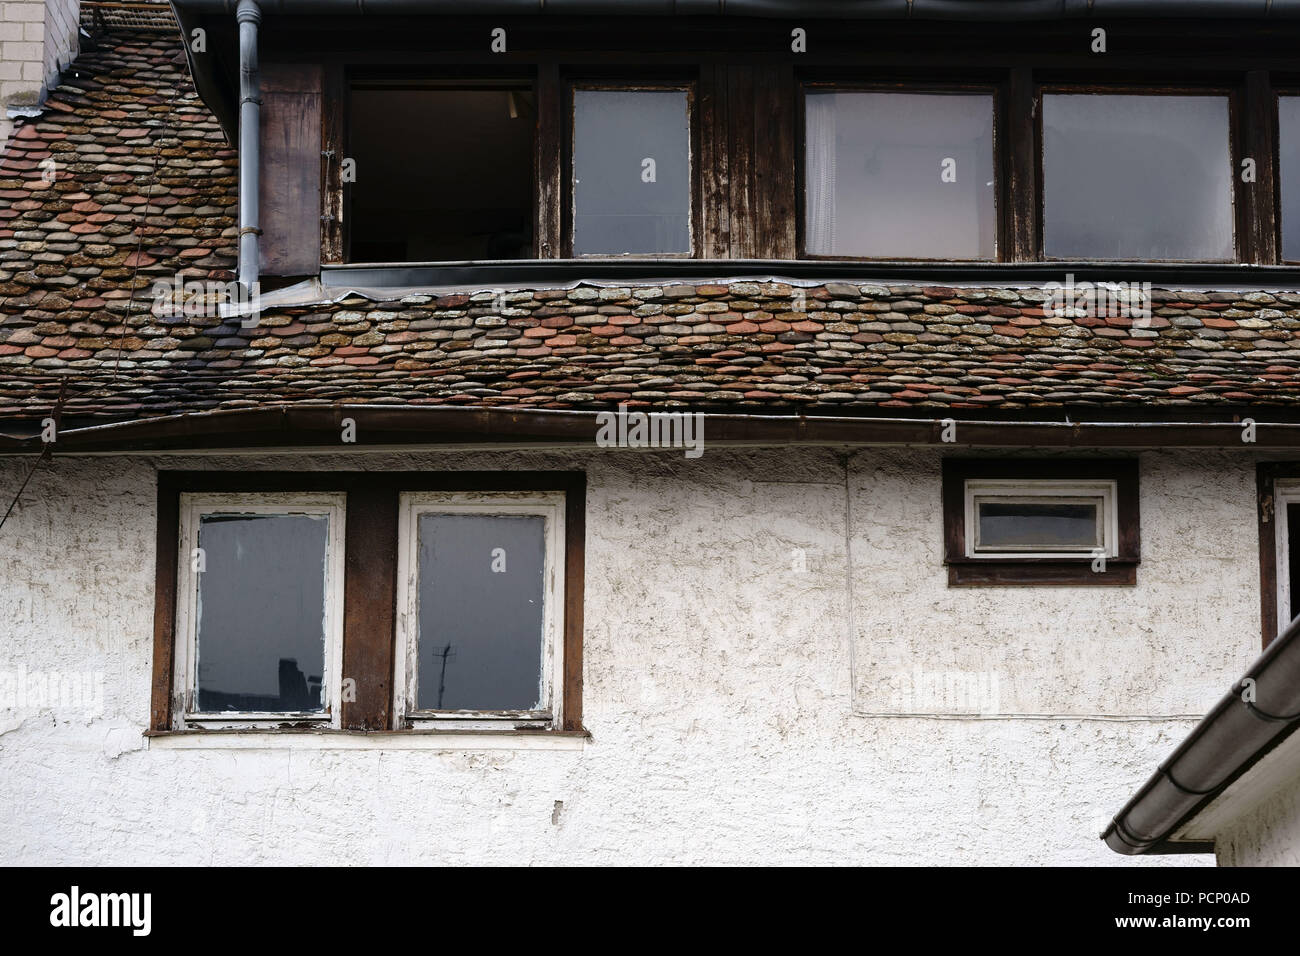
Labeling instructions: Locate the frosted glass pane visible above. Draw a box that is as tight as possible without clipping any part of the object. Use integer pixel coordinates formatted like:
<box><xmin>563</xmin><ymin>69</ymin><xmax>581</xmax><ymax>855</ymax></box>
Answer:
<box><xmin>804</xmin><ymin>91</ymin><xmax>996</xmax><ymax>259</ymax></box>
<box><xmin>195</xmin><ymin>513</ymin><xmax>329</xmax><ymax>713</ymax></box>
<box><xmin>1043</xmin><ymin>94</ymin><xmax>1232</xmax><ymax>260</ymax></box>
<box><xmin>416</xmin><ymin>514</ymin><xmax>546</xmax><ymax>711</ymax></box>
<box><xmin>1281</xmin><ymin>96</ymin><xmax>1300</xmax><ymax>262</ymax></box>
<box><xmin>573</xmin><ymin>89</ymin><xmax>691</xmax><ymax>255</ymax></box>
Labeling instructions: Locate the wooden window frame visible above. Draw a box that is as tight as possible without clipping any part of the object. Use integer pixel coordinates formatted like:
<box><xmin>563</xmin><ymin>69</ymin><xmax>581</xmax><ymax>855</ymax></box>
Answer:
<box><xmin>1035</xmin><ymin>82</ymin><xmax>1246</xmax><ymax>264</ymax></box>
<box><xmin>564</xmin><ymin>76</ymin><xmax>700</xmax><ymax>259</ymax></box>
<box><xmin>393</xmin><ymin>491</ymin><xmax>567</xmax><ymax>731</ymax></box>
<box><xmin>339</xmin><ymin>69</ymin><xmax>541</xmax><ymax>264</ymax></box>
<box><xmin>173</xmin><ymin>493</ymin><xmax>346</xmax><ymax>730</ymax></box>
<box><xmin>794</xmin><ymin>79</ymin><xmax>1004</xmax><ymax>263</ymax></box>
<box><xmin>942</xmin><ymin>459</ymin><xmax>1140</xmax><ymax>587</ymax></box>
<box><xmin>150</xmin><ymin>472</ymin><xmax>587</xmax><ymax>736</ymax></box>
<box><xmin>281</xmin><ymin>18</ymin><xmax>1300</xmax><ymax>270</ymax></box>
<box><xmin>1254</xmin><ymin>462</ymin><xmax>1300</xmax><ymax>649</ymax></box>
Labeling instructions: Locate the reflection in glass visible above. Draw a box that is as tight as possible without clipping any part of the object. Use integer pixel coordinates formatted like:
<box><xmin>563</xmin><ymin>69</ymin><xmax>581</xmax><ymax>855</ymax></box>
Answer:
<box><xmin>573</xmin><ymin>89</ymin><xmax>691</xmax><ymax>255</ymax></box>
<box><xmin>195</xmin><ymin>513</ymin><xmax>329</xmax><ymax>712</ymax></box>
<box><xmin>1280</xmin><ymin>97</ymin><xmax>1300</xmax><ymax>262</ymax></box>
<box><xmin>976</xmin><ymin>500</ymin><xmax>1101</xmax><ymax>551</ymax></box>
<box><xmin>805</xmin><ymin>91</ymin><xmax>996</xmax><ymax>259</ymax></box>
<box><xmin>1043</xmin><ymin>94</ymin><xmax>1232</xmax><ymax>260</ymax></box>
<box><xmin>416</xmin><ymin>514</ymin><xmax>546</xmax><ymax>711</ymax></box>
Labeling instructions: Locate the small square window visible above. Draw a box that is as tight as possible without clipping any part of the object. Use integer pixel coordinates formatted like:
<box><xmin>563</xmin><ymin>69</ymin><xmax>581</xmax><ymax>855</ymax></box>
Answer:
<box><xmin>173</xmin><ymin>494</ymin><xmax>346</xmax><ymax>729</ymax></box>
<box><xmin>803</xmin><ymin>89</ymin><xmax>996</xmax><ymax>260</ymax></box>
<box><xmin>394</xmin><ymin>492</ymin><xmax>566</xmax><ymax>729</ymax></box>
<box><xmin>943</xmin><ymin>461</ymin><xmax>1138</xmax><ymax>586</ymax></box>
<box><xmin>572</xmin><ymin>87</ymin><xmax>692</xmax><ymax>256</ymax></box>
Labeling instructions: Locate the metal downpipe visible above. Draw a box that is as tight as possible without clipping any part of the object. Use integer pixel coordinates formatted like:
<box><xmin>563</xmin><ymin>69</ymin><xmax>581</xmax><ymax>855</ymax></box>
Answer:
<box><xmin>237</xmin><ymin>0</ymin><xmax>261</xmax><ymax>295</ymax></box>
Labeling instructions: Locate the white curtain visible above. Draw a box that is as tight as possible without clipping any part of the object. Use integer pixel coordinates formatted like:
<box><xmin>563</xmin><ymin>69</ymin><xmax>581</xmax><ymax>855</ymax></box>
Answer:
<box><xmin>805</xmin><ymin>94</ymin><xmax>838</xmax><ymax>254</ymax></box>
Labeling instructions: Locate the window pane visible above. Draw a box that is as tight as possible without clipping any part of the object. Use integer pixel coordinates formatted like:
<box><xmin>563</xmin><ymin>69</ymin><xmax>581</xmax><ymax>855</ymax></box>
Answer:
<box><xmin>195</xmin><ymin>514</ymin><xmax>329</xmax><ymax>713</ymax></box>
<box><xmin>1042</xmin><ymin>94</ymin><xmax>1232</xmax><ymax>260</ymax></box>
<box><xmin>1280</xmin><ymin>96</ymin><xmax>1300</xmax><ymax>261</ymax></box>
<box><xmin>416</xmin><ymin>514</ymin><xmax>546</xmax><ymax>711</ymax></box>
<box><xmin>976</xmin><ymin>500</ymin><xmax>1101</xmax><ymax>551</ymax></box>
<box><xmin>804</xmin><ymin>91</ymin><xmax>996</xmax><ymax>259</ymax></box>
<box><xmin>350</xmin><ymin>87</ymin><xmax>535</xmax><ymax>262</ymax></box>
<box><xmin>573</xmin><ymin>89</ymin><xmax>691</xmax><ymax>255</ymax></box>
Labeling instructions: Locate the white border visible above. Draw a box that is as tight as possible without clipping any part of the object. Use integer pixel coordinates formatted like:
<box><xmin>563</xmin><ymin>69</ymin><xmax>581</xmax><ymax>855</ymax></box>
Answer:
<box><xmin>393</xmin><ymin>491</ymin><xmax>566</xmax><ymax>731</ymax></box>
<box><xmin>1274</xmin><ymin>479</ymin><xmax>1300</xmax><ymax>636</ymax></box>
<box><xmin>174</xmin><ymin>493</ymin><xmax>346</xmax><ymax>730</ymax></box>
<box><xmin>963</xmin><ymin>479</ymin><xmax>1118</xmax><ymax>559</ymax></box>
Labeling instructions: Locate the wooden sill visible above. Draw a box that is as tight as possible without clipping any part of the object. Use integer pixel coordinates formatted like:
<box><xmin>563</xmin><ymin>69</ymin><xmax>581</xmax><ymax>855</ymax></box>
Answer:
<box><xmin>946</xmin><ymin>559</ymin><xmax>1138</xmax><ymax>587</ymax></box>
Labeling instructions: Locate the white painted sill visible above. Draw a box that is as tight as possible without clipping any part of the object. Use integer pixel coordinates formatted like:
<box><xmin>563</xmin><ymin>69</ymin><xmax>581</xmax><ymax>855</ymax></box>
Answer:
<box><xmin>145</xmin><ymin>730</ymin><xmax>589</xmax><ymax>752</ymax></box>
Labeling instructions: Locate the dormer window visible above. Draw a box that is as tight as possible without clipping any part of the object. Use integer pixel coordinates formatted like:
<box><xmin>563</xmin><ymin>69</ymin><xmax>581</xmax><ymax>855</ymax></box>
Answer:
<box><xmin>348</xmin><ymin>80</ymin><xmax>536</xmax><ymax>262</ymax></box>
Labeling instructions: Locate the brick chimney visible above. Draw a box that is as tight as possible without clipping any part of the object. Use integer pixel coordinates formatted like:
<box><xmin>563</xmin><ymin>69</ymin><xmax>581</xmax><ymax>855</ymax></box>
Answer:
<box><xmin>0</xmin><ymin>0</ymin><xmax>80</xmax><ymax>148</ymax></box>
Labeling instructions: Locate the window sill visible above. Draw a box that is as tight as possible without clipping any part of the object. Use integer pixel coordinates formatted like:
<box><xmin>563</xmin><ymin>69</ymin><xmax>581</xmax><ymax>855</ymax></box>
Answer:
<box><xmin>144</xmin><ymin>729</ymin><xmax>590</xmax><ymax>752</ymax></box>
<box><xmin>946</xmin><ymin>558</ymin><xmax>1138</xmax><ymax>587</ymax></box>
<box><xmin>315</xmin><ymin>258</ymin><xmax>1300</xmax><ymax>295</ymax></box>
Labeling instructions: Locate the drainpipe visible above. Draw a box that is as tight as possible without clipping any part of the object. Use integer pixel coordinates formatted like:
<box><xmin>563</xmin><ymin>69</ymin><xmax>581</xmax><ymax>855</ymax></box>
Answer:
<box><xmin>236</xmin><ymin>0</ymin><xmax>261</xmax><ymax>296</ymax></box>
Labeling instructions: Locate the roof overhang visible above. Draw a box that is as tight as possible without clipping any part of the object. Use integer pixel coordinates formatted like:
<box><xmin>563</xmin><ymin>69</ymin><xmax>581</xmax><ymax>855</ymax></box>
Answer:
<box><xmin>165</xmin><ymin>1</ymin><xmax>1300</xmax><ymax>20</ymax></box>
<box><xmin>7</xmin><ymin>406</ymin><xmax>1300</xmax><ymax>455</ymax></box>
<box><xmin>1104</xmin><ymin>613</ymin><xmax>1300</xmax><ymax>856</ymax></box>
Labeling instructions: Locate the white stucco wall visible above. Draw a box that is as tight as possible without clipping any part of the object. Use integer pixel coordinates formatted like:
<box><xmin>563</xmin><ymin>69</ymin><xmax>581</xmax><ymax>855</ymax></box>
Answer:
<box><xmin>1215</xmin><ymin>779</ymin><xmax>1300</xmax><ymax>866</ymax></box>
<box><xmin>0</xmin><ymin>446</ymin><xmax>1266</xmax><ymax>865</ymax></box>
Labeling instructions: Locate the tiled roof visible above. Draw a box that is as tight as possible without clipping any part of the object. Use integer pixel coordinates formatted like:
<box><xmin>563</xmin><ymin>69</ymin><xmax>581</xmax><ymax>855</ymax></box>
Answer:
<box><xmin>5</xmin><ymin>28</ymin><xmax>1300</xmax><ymax>426</ymax></box>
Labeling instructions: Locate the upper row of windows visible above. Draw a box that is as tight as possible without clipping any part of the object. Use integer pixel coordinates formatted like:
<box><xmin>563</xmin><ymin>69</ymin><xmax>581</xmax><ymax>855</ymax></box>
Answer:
<box><xmin>344</xmin><ymin>81</ymin><xmax>1300</xmax><ymax>265</ymax></box>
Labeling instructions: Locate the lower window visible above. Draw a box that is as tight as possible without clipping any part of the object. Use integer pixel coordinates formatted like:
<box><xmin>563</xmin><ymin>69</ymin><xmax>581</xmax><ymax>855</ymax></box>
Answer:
<box><xmin>174</xmin><ymin>493</ymin><xmax>346</xmax><ymax>729</ymax></box>
<box><xmin>394</xmin><ymin>492</ymin><xmax>566</xmax><ymax>729</ymax></box>
<box><xmin>943</xmin><ymin>459</ymin><xmax>1139</xmax><ymax>586</ymax></box>
<box><xmin>154</xmin><ymin>473</ymin><xmax>586</xmax><ymax>735</ymax></box>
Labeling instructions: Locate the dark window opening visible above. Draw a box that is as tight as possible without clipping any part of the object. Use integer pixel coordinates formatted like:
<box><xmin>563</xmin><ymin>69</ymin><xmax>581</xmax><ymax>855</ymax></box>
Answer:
<box><xmin>348</xmin><ymin>85</ymin><xmax>536</xmax><ymax>263</ymax></box>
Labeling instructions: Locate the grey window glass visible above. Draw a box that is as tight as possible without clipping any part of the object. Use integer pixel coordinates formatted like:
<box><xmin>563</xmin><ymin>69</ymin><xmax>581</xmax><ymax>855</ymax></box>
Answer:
<box><xmin>1280</xmin><ymin>96</ymin><xmax>1300</xmax><ymax>261</ymax></box>
<box><xmin>195</xmin><ymin>513</ymin><xmax>329</xmax><ymax>713</ymax></box>
<box><xmin>573</xmin><ymin>89</ymin><xmax>691</xmax><ymax>255</ymax></box>
<box><xmin>975</xmin><ymin>500</ymin><xmax>1102</xmax><ymax>552</ymax></box>
<box><xmin>804</xmin><ymin>91</ymin><xmax>996</xmax><ymax>259</ymax></box>
<box><xmin>416</xmin><ymin>514</ymin><xmax>546</xmax><ymax>711</ymax></box>
<box><xmin>1042</xmin><ymin>94</ymin><xmax>1233</xmax><ymax>260</ymax></box>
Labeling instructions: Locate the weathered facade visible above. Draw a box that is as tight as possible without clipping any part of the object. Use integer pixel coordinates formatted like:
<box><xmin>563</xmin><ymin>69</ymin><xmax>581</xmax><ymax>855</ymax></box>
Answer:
<box><xmin>5</xmin><ymin>1</ymin><xmax>1300</xmax><ymax>866</ymax></box>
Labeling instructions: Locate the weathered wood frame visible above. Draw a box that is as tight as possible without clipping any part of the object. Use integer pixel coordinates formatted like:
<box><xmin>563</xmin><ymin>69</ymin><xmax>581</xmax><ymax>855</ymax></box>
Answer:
<box><xmin>942</xmin><ymin>458</ymin><xmax>1140</xmax><ymax>587</ymax></box>
<box><xmin>254</xmin><ymin>15</ymin><xmax>1300</xmax><ymax>269</ymax></box>
<box><xmin>150</xmin><ymin>471</ymin><xmax>587</xmax><ymax>734</ymax></box>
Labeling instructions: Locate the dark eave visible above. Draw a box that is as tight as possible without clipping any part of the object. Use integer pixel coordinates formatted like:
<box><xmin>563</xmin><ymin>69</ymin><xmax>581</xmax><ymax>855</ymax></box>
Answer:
<box><xmin>10</xmin><ymin>405</ymin><xmax>1300</xmax><ymax>453</ymax></box>
<box><xmin>167</xmin><ymin>1</ymin><xmax>1300</xmax><ymax>21</ymax></box>
<box><xmin>1104</xmin><ymin>612</ymin><xmax>1300</xmax><ymax>855</ymax></box>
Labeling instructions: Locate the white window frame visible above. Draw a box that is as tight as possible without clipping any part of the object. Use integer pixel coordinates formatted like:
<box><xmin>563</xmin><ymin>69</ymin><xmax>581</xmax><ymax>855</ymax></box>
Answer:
<box><xmin>394</xmin><ymin>491</ymin><xmax>566</xmax><ymax>731</ymax></box>
<box><xmin>964</xmin><ymin>479</ymin><xmax>1118</xmax><ymax>560</ymax></box>
<box><xmin>174</xmin><ymin>493</ymin><xmax>346</xmax><ymax>731</ymax></box>
<box><xmin>1274</xmin><ymin>480</ymin><xmax>1300</xmax><ymax>635</ymax></box>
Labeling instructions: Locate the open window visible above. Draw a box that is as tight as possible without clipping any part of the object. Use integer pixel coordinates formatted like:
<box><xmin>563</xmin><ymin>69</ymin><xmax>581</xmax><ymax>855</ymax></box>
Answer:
<box><xmin>348</xmin><ymin>82</ymin><xmax>537</xmax><ymax>262</ymax></box>
<box><xmin>943</xmin><ymin>459</ymin><xmax>1139</xmax><ymax>586</ymax></box>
